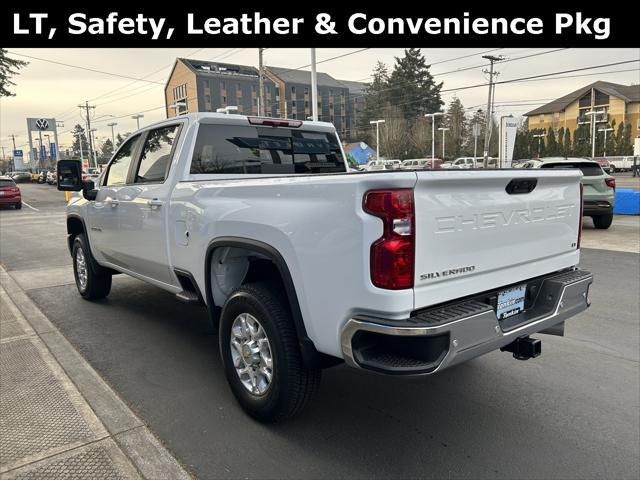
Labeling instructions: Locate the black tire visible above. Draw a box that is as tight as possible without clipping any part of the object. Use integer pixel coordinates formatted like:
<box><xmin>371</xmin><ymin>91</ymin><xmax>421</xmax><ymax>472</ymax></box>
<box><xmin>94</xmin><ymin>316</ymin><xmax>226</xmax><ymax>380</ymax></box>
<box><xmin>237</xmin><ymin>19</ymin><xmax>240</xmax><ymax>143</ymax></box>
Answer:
<box><xmin>592</xmin><ymin>214</ymin><xmax>613</xmax><ymax>229</ymax></box>
<box><xmin>14</xmin><ymin>202</ymin><xmax>22</xmax><ymax>210</ymax></box>
<box><xmin>219</xmin><ymin>283</ymin><xmax>321</xmax><ymax>422</ymax></box>
<box><xmin>609</xmin><ymin>166</ymin><xmax>616</xmax><ymax>174</ymax></box>
<box><xmin>72</xmin><ymin>234</ymin><xmax>112</xmax><ymax>300</ymax></box>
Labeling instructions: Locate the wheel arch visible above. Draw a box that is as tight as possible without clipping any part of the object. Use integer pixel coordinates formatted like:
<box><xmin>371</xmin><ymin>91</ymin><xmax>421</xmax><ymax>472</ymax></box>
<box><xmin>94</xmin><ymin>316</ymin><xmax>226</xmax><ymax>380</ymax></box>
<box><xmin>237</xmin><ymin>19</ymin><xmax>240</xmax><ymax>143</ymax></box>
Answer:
<box><xmin>205</xmin><ymin>237</ymin><xmax>340</xmax><ymax>369</ymax></box>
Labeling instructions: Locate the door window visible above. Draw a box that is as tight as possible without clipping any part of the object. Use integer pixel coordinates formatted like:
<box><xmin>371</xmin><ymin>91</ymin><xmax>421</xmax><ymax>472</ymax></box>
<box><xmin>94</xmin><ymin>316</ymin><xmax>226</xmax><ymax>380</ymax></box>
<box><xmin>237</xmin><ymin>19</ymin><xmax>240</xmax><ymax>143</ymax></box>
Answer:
<box><xmin>135</xmin><ymin>125</ymin><xmax>180</xmax><ymax>183</ymax></box>
<box><xmin>105</xmin><ymin>135</ymin><xmax>140</xmax><ymax>186</ymax></box>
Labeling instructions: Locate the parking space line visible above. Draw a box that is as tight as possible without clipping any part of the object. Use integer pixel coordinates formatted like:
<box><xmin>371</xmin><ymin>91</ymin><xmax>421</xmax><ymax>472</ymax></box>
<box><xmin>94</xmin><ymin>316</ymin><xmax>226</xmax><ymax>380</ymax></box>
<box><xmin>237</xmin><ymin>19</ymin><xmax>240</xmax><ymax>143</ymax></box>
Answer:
<box><xmin>21</xmin><ymin>202</ymin><xmax>40</xmax><ymax>212</ymax></box>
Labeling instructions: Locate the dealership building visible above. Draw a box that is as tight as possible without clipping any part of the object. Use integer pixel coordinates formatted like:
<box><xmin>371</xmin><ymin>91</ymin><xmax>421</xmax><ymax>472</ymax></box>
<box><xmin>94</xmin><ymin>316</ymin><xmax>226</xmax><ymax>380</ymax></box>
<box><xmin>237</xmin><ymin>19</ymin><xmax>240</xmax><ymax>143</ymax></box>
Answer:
<box><xmin>164</xmin><ymin>58</ymin><xmax>366</xmax><ymax>140</ymax></box>
<box><xmin>524</xmin><ymin>81</ymin><xmax>640</xmax><ymax>139</ymax></box>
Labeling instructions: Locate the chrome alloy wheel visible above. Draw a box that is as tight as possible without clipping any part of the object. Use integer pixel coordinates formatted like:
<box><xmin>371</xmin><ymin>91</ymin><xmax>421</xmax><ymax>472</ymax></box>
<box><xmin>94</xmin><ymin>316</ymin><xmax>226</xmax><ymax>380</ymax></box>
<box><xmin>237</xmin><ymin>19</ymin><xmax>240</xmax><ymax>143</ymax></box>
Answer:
<box><xmin>230</xmin><ymin>313</ymin><xmax>273</xmax><ymax>395</ymax></box>
<box><xmin>75</xmin><ymin>248</ymin><xmax>88</xmax><ymax>291</ymax></box>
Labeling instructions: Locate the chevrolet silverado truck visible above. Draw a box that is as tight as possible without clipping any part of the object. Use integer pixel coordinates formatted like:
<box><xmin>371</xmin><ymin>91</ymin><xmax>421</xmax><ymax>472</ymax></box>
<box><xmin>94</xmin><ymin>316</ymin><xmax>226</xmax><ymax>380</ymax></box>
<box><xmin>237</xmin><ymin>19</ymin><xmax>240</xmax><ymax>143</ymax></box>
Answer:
<box><xmin>57</xmin><ymin>113</ymin><xmax>593</xmax><ymax>422</ymax></box>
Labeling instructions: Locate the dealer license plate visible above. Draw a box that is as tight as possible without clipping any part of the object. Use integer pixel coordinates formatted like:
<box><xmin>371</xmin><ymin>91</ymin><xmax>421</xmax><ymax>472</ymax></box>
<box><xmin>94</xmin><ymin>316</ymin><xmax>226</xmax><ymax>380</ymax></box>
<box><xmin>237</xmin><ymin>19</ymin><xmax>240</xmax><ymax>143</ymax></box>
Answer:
<box><xmin>497</xmin><ymin>285</ymin><xmax>526</xmax><ymax>319</ymax></box>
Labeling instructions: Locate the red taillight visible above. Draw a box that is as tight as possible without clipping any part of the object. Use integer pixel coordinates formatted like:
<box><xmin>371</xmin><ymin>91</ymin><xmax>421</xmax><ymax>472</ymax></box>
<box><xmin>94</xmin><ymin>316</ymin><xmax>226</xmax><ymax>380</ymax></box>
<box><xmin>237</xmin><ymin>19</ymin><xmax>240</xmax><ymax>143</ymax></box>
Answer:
<box><xmin>247</xmin><ymin>117</ymin><xmax>302</xmax><ymax>128</ymax></box>
<box><xmin>605</xmin><ymin>178</ymin><xmax>616</xmax><ymax>189</ymax></box>
<box><xmin>364</xmin><ymin>189</ymin><xmax>415</xmax><ymax>290</ymax></box>
<box><xmin>577</xmin><ymin>183</ymin><xmax>584</xmax><ymax>249</ymax></box>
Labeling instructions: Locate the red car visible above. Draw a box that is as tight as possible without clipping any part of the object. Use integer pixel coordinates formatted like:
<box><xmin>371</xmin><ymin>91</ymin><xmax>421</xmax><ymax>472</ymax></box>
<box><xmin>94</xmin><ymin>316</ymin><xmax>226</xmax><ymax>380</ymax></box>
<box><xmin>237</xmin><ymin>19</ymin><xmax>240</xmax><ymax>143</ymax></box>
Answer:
<box><xmin>596</xmin><ymin>159</ymin><xmax>613</xmax><ymax>174</ymax></box>
<box><xmin>0</xmin><ymin>176</ymin><xmax>22</xmax><ymax>209</ymax></box>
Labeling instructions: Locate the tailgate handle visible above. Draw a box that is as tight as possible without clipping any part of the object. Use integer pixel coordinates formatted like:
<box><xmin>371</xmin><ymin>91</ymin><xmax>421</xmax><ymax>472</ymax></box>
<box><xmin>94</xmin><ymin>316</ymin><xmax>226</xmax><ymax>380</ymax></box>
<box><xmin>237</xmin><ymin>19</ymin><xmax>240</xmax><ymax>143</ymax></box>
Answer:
<box><xmin>506</xmin><ymin>178</ymin><xmax>537</xmax><ymax>194</ymax></box>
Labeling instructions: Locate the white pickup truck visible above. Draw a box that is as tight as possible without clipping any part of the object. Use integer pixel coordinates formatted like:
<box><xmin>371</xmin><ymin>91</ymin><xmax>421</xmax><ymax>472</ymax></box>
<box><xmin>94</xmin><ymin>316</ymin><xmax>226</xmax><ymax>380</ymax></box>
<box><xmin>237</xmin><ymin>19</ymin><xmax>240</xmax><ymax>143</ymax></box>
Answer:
<box><xmin>57</xmin><ymin>113</ymin><xmax>593</xmax><ymax>422</ymax></box>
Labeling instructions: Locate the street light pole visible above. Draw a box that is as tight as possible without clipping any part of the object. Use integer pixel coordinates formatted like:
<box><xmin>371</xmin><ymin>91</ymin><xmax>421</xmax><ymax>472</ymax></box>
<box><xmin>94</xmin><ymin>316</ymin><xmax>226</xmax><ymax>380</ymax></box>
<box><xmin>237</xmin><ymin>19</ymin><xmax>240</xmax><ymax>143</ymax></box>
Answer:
<box><xmin>131</xmin><ymin>114</ymin><xmax>144</xmax><ymax>130</ymax></box>
<box><xmin>369</xmin><ymin>120</ymin><xmax>385</xmax><ymax>160</ymax></box>
<box><xmin>310</xmin><ymin>48</ymin><xmax>319</xmax><ymax>122</ymax></box>
<box><xmin>424</xmin><ymin>112</ymin><xmax>445</xmax><ymax>161</ymax></box>
<box><xmin>107</xmin><ymin>122</ymin><xmax>118</xmax><ymax>148</ymax></box>
<box><xmin>598</xmin><ymin>127</ymin><xmax>614</xmax><ymax>157</ymax></box>
<box><xmin>533</xmin><ymin>133</ymin><xmax>546</xmax><ymax>158</ymax></box>
<box><xmin>438</xmin><ymin>127</ymin><xmax>450</xmax><ymax>160</ymax></box>
<box><xmin>585</xmin><ymin>110</ymin><xmax>605</xmax><ymax>158</ymax></box>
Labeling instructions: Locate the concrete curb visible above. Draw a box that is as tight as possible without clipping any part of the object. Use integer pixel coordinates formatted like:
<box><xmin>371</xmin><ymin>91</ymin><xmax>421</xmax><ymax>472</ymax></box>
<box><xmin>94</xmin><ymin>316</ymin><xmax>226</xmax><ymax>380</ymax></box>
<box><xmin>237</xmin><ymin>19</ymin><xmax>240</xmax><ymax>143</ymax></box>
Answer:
<box><xmin>0</xmin><ymin>268</ymin><xmax>193</xmax><ymax>480</ymax></box>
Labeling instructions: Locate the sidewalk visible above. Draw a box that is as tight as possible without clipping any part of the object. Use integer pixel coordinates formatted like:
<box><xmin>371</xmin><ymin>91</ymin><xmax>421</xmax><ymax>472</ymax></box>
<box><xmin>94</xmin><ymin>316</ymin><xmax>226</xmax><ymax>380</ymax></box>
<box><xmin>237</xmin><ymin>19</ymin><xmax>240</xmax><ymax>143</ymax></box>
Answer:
<box><xmin>0</xmin><ymin>268</ymin><xmax>192</xmax><ymax>479</ymax></box>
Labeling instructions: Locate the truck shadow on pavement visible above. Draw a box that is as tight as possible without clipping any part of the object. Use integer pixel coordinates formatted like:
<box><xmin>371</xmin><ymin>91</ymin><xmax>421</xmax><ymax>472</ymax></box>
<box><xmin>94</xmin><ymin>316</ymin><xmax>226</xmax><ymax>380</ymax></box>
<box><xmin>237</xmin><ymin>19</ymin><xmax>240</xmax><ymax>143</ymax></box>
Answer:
<box><xmin>26</xmin><ymin>275</ymin><xmax>638</xmax><ymax>480</ymax></box>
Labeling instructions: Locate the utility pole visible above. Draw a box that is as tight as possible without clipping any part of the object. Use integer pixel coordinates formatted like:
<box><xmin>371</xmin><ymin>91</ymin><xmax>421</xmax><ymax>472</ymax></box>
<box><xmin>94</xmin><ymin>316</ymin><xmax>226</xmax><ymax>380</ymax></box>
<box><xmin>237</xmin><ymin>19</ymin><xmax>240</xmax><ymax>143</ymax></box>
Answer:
<box><xmin>107</xmin><ymin>122</ymin><xmax>118</xmax><ymax>150</ymax></box>
<box><xmin>258</xmin><ymin>48</ymin><xmax>265</xmax><ymax>116</ymax></box>
<box><xmin>482</xmin><ymin>55</ymin><xmax>503</xmax><ymax>167</ymax></box>
<box><xmin>78</xmin><ymin>101</ymin><xmax>96</xmax><ymax>168</ymax></box>
<box><xmin>310</xmin><ymin>48</ymin><xmax>319</xmax><ymax>122</ymax></box>
<box><xmin>9</xmin><ymin>134</ymin><xmax>17</xmax><ymax>150</ymax></box>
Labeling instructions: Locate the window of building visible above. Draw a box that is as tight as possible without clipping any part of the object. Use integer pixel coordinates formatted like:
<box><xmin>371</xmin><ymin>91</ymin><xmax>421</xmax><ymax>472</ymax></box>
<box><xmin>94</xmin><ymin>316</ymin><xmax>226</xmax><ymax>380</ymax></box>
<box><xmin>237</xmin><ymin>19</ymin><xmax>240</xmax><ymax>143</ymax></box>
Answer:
<box><xmin>291</xmin><ymin>86</ymin><xmax>296</xmax><ymax>94</ymax></box>
<box><xmin>265</xmin><ymin>86</ymin><xmax>271</xmax><ymax>94</ymax></box>
<box><xmin>292</xmin><ymin>100</ymin><xmax>297</xmax><ymax>108</ymax></box>
<box><xmin>304</xmin><ymin>87</ymin><xmax>309</xmax><ymax>95</ymax></box>
<box><xmin>251</xmin><ymin>85</ymin><xmax>256</xmax><ymax>93</ymax></box>
<box><xmin>134</xmin><ymin>125</ymin><xmax>179</xmax><ymax>184</ymax></box>
<box><xmin>594</xmin><ymin>90</ymin><xmax>609</xmax><ymax>106</ymax></box>
<box><xmin>220</xmin><ymin>81</ymin><xmax>226</xmax><ymax>90</ymax></box>
<box><xmin>222</xmin><ymin>96</ymin><xmax>227</xmax><ymax>105</ymax></box>
<box><xmin>578</xmin><ymin>93</ymin><xmax>591</xmax><ymax>109</ymax></box>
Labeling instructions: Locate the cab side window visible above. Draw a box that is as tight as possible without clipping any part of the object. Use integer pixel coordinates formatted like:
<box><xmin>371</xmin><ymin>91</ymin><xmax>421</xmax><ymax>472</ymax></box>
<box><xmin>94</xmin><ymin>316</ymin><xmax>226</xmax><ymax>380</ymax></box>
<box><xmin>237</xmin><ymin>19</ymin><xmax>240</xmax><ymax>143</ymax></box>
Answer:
<box><xmin>134</xmin><ymin>125</ymin><xmax>180</xmax><ymax>183</ymax></box>
<box><xmin>104</xmin><ymin>135</ymin><xmax>140</xmax><ymax>186</ymax></box>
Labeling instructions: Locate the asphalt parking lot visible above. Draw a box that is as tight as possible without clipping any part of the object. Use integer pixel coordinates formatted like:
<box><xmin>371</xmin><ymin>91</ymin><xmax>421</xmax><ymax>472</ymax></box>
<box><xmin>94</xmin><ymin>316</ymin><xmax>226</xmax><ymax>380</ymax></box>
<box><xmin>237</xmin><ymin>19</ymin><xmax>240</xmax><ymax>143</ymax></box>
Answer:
<box><xmin>1</xmin><ymin>182</ymin><xmax>638</xmax><ymax>479</ymax></box>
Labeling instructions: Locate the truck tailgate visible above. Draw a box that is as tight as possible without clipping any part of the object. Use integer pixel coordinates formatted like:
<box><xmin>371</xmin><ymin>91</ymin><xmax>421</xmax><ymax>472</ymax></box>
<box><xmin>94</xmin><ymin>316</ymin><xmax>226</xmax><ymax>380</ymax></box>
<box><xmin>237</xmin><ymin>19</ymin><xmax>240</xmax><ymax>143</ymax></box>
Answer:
<box><xmin>413</xmin><ymin>169</ymin><xmax>582</xmax><ymax>309</ymax></box>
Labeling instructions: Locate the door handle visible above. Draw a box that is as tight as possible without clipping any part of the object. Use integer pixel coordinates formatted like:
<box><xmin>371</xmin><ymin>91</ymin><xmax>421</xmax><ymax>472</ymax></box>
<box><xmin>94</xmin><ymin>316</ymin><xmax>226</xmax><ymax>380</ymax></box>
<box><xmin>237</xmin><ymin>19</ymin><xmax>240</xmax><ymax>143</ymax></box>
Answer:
<box><xmin>147</xmin><ymin>199</ymin><xmax>164</xmax><ymax>209</ymax></box>
<box><xmin>107</xmin><ymin>199</ymin><xmax>119</xmax><ymax>207</ymax></box>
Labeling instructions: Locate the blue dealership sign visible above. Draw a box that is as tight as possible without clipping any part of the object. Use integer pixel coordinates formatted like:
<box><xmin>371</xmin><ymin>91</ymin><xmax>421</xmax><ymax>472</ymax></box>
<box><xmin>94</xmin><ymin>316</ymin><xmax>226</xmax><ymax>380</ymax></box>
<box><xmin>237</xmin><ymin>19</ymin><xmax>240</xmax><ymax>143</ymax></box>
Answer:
<box><xmin>41</xmin><ymin>145</ymin><xmax>47</xmax><ymax>160</ymax></box>
<box><xmin>50</xmin><ymin>143</ymin><xmax>57</xmax><ymax>160</ymax></box>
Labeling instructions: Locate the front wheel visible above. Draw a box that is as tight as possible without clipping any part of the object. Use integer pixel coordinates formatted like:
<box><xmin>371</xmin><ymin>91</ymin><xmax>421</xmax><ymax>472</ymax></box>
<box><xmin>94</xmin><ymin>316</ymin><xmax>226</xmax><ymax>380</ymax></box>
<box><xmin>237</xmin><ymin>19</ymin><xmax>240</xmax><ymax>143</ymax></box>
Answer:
<box><xmin>219</xmin><ymin>283</ymin><xmax>321</xmax><ymax>422</ymax></box>
<box><xmin>592</xmin><ymin>214</ymin><xmax>613</xmax><ymax>229</ymax></box>
<box><xmin>72</xmin><ymin>234</ymin><xmax>112</xmax><ymax>300</ymax></box>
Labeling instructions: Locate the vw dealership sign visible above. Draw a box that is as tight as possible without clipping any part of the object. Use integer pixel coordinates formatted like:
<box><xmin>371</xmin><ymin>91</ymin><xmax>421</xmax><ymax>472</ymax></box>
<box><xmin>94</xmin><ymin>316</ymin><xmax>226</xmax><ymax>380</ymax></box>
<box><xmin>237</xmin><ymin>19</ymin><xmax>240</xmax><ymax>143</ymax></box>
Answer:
<box><xmin>26</xmin><ymin>117</ymin><xmax>59</xmax><ymax>167</ymax></box>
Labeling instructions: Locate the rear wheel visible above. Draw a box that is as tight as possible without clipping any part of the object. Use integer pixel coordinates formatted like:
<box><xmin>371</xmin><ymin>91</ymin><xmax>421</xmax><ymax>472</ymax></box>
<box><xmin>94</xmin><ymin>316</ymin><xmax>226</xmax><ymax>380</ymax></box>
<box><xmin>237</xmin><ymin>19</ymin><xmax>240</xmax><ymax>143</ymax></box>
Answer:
<box><xmin>72</xmin><ymin>234</ymin><xmax>112</xmax><ymax>300</ymax></box>
<box><xmin>592</xmin><ymin>214</ymin><xmax>613</xmax><ymax>229</ymax></box>
<box><xmin>609</xmin><ymin>165</ymin><xmax>616</xmax><ymax>174</ymax></box>
<box><xmin>219</xmin><ymin>283</ymin><xmax>321</xmax><ymax>422</ymax></box>
<box><xmin>14</xmin><ymin>202</ymin><xmax>22</xmax><ymax>210</ymax></box>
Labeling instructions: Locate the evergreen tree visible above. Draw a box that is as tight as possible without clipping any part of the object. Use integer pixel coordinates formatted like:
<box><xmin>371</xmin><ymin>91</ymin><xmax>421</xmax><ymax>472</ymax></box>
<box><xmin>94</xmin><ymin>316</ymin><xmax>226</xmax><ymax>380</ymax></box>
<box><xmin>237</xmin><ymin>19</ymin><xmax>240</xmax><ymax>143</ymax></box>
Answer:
<box><xmin>387</xmin><ymin>48</ymin><xmax>443</xmax><ymax>121</ymax></box>
<box><xmin>546</xmin><ymin>128</ymin><xmax>559</xmax><ymax>156</ymax></box>
<box><xmin>0</xmin><ymin>49</ymin><xmax>28</xmax><ymax>97</ymax></box>
<box><xmin>563</xmin><ymin>129</ymin><xmax>572</xmax><ymax>156</ymax></box>
<box><xmin>115</xmin><ymin>132</ymin><xmax>130</xmax><ymax>148</ymax></box>
<box><xmin>99</xmin><ymin>139</ymin><xmax>114</xmax><ymax>163</ymax></box>
<box><xmin>444</xmin><ymin>97</ymin><xmax>468</xmax><ymax>159</ymax></box>
<box><xmin>70</xmin><ymin>124</ymin><xmax>89</xmax><ymax>160</ymax></box>
<box><xmin>573</xmin><ymin>125</ymin><xmax>591</xmax><ymax>157</ymax></box>
<box><xmin>557</xmin><ymin>128</ymin><xmax>566</xmax><ymax>157</ymax></box>
<box><xmin>621</xmin><ymin>122</ymin><xmax>633</xmax><ymax>155</ymax></box>
<box><xmin>614</xmin><ymin>120</ymin><xmax>625</xmax><ymax>155</ymax></box>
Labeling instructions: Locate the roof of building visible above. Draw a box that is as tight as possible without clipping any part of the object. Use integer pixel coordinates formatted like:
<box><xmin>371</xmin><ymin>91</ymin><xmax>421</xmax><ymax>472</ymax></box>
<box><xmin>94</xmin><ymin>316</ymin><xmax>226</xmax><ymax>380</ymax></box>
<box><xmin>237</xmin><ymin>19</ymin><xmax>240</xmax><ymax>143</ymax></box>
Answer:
<box><xmin>524</xmin><ymin>81</ymin><xmax>640</xmax><ymax>116</ymax></box>
<box><xmin>178</xmin><ymin>58</ymin><xmax>260</xmax><ymax>78</ymax></box>
<box><xmin>266</xmin><ymin>66</ymin><xmax>347</xmax><ymax>88</ymax></box>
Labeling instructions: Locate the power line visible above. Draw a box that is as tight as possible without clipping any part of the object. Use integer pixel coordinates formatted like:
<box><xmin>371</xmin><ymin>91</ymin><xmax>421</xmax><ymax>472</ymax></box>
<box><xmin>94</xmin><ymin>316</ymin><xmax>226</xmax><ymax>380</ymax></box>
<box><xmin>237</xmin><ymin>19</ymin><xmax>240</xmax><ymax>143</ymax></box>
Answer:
<box><xmin>275</xmin><ymin>48</ymin><xmax>371</xmax><ymax>76</ymax></box>
<box><xmin>8</xmin><ymin>51</ymin><xmax>165</xmax><ymax>85</ymax></box>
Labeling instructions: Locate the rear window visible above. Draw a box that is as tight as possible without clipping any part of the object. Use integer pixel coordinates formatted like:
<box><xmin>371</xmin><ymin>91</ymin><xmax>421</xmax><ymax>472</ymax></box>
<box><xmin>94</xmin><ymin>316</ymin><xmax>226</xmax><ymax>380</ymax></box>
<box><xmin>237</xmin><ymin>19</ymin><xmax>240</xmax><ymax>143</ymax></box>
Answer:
<box><xmin>0</xmin><ymin>179</ymin><xmax>16</xmax><ymax>187</ymax></box>
<box><xmin>540</xmin><ymin>162</ymin><xmax>603</xmax><ymax>176</ymax></box>
<box><xmin>190</xmin><ymin>125</ymin><xmax>346</xmax><ymax>175</ymax></box>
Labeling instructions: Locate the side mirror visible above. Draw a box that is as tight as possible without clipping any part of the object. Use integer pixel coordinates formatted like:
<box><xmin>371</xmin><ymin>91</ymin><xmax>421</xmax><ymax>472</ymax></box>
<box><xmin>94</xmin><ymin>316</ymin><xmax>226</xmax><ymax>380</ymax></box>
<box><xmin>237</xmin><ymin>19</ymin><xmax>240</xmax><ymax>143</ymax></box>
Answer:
<box><xmin>57</xmin><ymin>160</ymin><xmax>83</xmax><ymax>191</ymax></box>
<box><xmin>82</xmin><ymin>180</ymin><xmax>97</xmax><ymax>201</ymax></box>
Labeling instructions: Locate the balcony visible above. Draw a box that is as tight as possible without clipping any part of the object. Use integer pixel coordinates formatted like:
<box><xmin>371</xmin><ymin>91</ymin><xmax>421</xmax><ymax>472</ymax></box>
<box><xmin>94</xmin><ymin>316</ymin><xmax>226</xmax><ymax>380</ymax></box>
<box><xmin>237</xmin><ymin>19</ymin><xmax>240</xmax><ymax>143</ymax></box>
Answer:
<box><xmin>577</xmin><ymin>113</ymin><xmax>608</xmax><ymax>124</ymax></box>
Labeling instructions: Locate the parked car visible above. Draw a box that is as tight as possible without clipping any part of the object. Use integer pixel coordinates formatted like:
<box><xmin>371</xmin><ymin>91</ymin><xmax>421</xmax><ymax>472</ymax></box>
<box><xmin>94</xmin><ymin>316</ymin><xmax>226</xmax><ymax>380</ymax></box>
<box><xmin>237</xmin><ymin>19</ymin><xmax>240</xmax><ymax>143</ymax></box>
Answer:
<box><xmin>519</xmin><ymin>159</ymin><xmax>544</xmax><ymax>169</ymax></box>
<box><xmin>596</xmin><ymin>159</ymin><xmax>612</xmax><ymax>174</ymax></box>
<box><xmin>441</xmin><ymin>157</ymin><xmax>496</xmax><ymax>169</ymax></box>
<box><xmin>9</xmin><ymin>171</ymin><xmax>31</xmax><ymax>183</ymax></box>
<box><xmin>47</xmin><ymin>170</ymin><xmax>57</xmax><ymax>185</ymax></box>
<box><xmin>608</xmin><ymin>156</ymin><xmax>638</xmax><ymax>173</ymax></box>
<box><xmin>535</xmin><ymin>158</ymin><xmax>615</xmax><ymax>229</ymax></box>
<box><xmin>363</xmin><ymin>160</ymin><xmax>399</xmax><ymax>171</ymax></box>
<box><xmin>38</xmin><ymin>170</ymin><xmax>49</xmax><ymax>184</ymax></box>
<box><xmin>0</xmin><ymin>176</ymin><xmax>22</xmax><ymax>209</ymax></box>
<box><xmin>400</xmin><ymin>159</ymin><xmax>431</xmax><ymax>170</ymax></box>
<box><xmin>57</xmin><ymin>113</ymin><xmax>593</xmax><ymax>422</ymax></box>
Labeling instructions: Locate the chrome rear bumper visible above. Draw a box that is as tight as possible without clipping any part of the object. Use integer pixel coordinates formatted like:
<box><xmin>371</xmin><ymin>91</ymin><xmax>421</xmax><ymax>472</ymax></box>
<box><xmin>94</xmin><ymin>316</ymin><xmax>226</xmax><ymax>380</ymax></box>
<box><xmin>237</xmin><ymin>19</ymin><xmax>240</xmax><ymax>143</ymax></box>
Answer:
<box><xmin>341</xmin><ymin>269</ymin><xmax>593</xmax><ymax>375</ymax></box>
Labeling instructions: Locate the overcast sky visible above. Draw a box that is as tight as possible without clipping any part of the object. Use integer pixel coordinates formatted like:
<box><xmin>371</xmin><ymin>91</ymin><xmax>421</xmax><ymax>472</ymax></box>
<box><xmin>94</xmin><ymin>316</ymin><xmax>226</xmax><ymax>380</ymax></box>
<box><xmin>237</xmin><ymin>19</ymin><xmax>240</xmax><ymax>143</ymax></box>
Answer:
<box><xmin>1</xmin><ymin>48</ymin><xmax>638</xmax><ymax>153</ymax></box>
